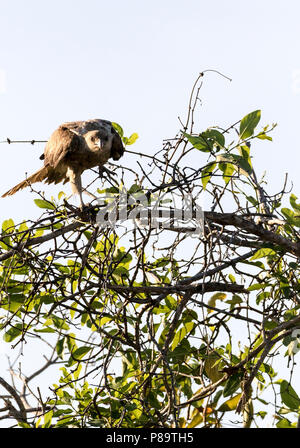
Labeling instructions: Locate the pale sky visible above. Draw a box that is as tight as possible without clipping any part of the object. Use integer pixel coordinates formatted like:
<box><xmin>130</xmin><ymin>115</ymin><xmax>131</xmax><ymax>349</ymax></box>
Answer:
<box><xmin>0</xmin><ymin>0</ymin><xmax>300</xmax><ymax>427</ymax></box>
<box><xmin>0</xmin><ymin>0</ymin><xmax>299</xmax><ymax>219</ymax></box>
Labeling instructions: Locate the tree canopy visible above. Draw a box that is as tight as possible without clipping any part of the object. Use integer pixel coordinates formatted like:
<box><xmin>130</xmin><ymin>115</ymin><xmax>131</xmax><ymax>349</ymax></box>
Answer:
<box><xmin>1</xmin><ymin>73</ymin><xmax>300</xmax><ymax>429</ymax></box>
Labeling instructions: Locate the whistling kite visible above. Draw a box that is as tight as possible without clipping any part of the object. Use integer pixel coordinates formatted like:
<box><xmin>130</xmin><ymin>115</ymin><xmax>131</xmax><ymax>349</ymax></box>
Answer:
<box><xmin>2</xmin><ymin>119</ymin><xmax>124</xmax><ymax>207</ymax></box>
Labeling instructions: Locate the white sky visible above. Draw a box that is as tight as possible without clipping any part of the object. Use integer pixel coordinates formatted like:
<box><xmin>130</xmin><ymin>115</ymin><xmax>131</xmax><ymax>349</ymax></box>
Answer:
<box><xmin>0</xmin><ymin>0</ymin><xmax>299</xmax><ymax>219</ymax></box>
<box><xmin>0</xmin><ymin>0</ymin><xmax>300</xmax><ymax>427</ymax></box>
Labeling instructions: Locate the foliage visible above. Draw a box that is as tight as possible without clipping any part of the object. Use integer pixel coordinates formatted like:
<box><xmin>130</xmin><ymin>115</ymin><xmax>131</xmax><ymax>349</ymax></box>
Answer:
<box><xmin>0</xmin><ymin>74</ymin><xmax>300</xmax><ymax>428</ymax></box>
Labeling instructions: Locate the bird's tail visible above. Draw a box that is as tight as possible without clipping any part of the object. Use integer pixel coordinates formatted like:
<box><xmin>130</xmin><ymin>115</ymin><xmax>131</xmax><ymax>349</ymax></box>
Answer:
<box><xmin>2</xmin><ymin>165</ymin><xmax>49</xmax><ymax>197</ymax></box>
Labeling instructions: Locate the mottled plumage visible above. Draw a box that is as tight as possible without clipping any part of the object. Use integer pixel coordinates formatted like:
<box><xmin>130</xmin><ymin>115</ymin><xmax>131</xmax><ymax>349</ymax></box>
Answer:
<box><xmin>2</xmin><ymin>119</ymin><xmax>124</xmax><ymax>207</ymax></box>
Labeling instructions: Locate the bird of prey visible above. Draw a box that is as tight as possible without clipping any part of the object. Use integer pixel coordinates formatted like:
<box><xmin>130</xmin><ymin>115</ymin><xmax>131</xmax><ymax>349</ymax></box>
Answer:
<box><xmin>2</xmin><ymin>119</ymin><xmax>124</xmax><ymax>208</ymax></box>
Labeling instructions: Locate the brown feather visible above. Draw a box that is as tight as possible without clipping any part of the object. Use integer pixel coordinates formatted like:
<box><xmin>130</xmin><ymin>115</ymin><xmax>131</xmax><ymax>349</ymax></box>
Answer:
<box><xmin>110</xmin><ymin>130</ymin><xmax>125</xmax><ymax>160</ymax></box>
<box><xmin>2</xmin><ymin>165</ymin><xmax>49</xmax><ymax>197</ymax></box>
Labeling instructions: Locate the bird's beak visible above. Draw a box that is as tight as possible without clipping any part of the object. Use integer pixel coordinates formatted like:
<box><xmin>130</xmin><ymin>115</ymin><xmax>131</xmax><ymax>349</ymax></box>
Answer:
<box><xmin>96</xmin><ymin>139</ymin><xmax>102</xmax><ymax>149</ymax></box>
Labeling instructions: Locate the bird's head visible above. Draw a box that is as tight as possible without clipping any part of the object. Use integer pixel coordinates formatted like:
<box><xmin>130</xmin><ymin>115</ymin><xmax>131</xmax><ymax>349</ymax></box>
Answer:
<box><xmin>85</xmin><ymin>130</ymin><xmax>108</xmax><ymax>152</ymax></box>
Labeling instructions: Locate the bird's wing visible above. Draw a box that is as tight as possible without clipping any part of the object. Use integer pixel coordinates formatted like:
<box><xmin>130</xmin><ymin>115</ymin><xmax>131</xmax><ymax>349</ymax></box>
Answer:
<box><xmin>43</xmin><ymin>126</ymin><xmax>84</xmax><ymax>168</ymax></box>
<box><xmin>63</xmin><ymin>119</ymin><xmax>125</xmax><ymax>161</ymax></box>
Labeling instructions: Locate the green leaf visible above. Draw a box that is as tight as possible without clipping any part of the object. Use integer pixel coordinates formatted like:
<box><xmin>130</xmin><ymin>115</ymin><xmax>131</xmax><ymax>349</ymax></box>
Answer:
<box><xmin>171</xmin><ymin>322</ymin><xmax>195</xmax><ymax>351</ymax></box>
<box><xmin>264</xmin><ymin>319</ymin><xmax>278</xmax><ymax>331</ymax></box>
<box><xmin>281</xmin><ymin>208</ymin><xmax>300</xmax><ymax>227</ymax></box>
<box><xmin>111</xmin><ymin>122</ymin><xmax>124</xmax><ymax>138</ymax></box>
<box><xmin>200</xmin><ymin>129</ymin><xmax>225</xmax><ymax>150</ymax></box>
<box><xmin>208</xmin><ymin>293</ymin><xmax>227</xmax><ymax>311</ymax></box>
<box><xmin>276</xmin><ymin>418</ymin><xmax>294</xmax><ymax>428</ymax></box>
<box><xmin>101</xmin><ymin>186</ymin><xmax>120</xmax><ymax>195</ymax></box>
<box><xmin>247</xmin><ymin>283</ymin><xmax>269</xmax><ymax>291</ymax></box>
<box><xmin>246</xmin><ymin>195</ymin><xmax>258</xmax><ymax>206</ymax></box>
<box><xmin>58</xmin><ymin>191</ymin><xmax>66</xmax><ymax>201</ymax></box>
<box><xmin>3</xmin><ymin>323</ymin><xmax>23</xmax><ymax>342</ymax></box>
<box><xmin>250</xmin><ymin>248</ymin><xmax>277</xmax><ymax>260</ymax></box>
<box><xmin>226</xmin><ymin>294</ymin><xmax>243</xmax><ymax>307</ymax></box>
<box><xmin>223</xmin><ymin>373</ymin><xmax>242</xmax><ymax>397</ymax></box>
<box><xmin>256</xmin><ymin>132</ymin><xmax>272</xmax><ymax>141</ymax></box>
<box><xmin>204</xmin><ymin>352</ymin><xmax>224</xmax><ymax>382</ymax></box>
<box><xmin>183</xmin><ymin>132</ymin><xmax>212</xmax><ymax>153</ymax></box>
<box><xmin>201</xmin><ymin>163</ymin><xmax>216</xmax><ymax>189</ymax></box>
<box><xmin>208</xmin><ymin>129</ymin><xmax>225</xmax><ymax>147</ymax></box>
<box><xmin>238</xmin><ymin>144</ymin><xmax>250</xmax><ymax>158</ymax></box>
<box><xmin>100</xmin><ymin>316</ymin><xmax>112</xmax><ymax>326</ymax></box>
<box><xmin>34</xmin><ymin>199</ymin><xmax>55</xmax><ymax>210</ymax></box>
<box><xmin>2</xmin><ymin>219</ymin><xmax>15</xmax><ymax>232</ymax></box>
<box><xmin>187</xmin><ymin>410</ymin><xmax>203</xmax><ymax>428</ymax></box>
<box><xmin>280</xmin><ymin>380</ymin><xmax>300</xmax><ymax>410</ymax></box>
<box><xmin>216</xmin><ymin>153</ymin><xmax>252</xmax><ymax>176</ymax></box>
<box><xmin>185</xmin><ymin>128</ymin><xmax>225</xmax><ymax>153</ymax></box>
<box><xmin>128</xmin><ymin>183</ymin><xmax>144</xmax><ymax>195</ymax></box>
<box><xmin>34</xmin><ymin>327</ymin><xmax>56</xmax><ymax>334</ymax></box>
<box><xmin>218</xmin><ymin>162</ymin><xmax>235</xmax><ymax>184</ymax></box>
<box><xmin>71</xmin><ymin>346</ymin><xmax>92</xmax><ymax>361</ymax></box>
<box><xmin>165</xmin><ymin>296</ymin><xmax>177</xmax><ymax>311</ymax></box>
<box><xmin>239</xmin><ymin>110</ymin><xmax>261</xmax><ymax>139</ymax></box>
<box><xmin>218</xmin><ymin>393</ymin><xmax>242</xmax><ymax>412</ymax></box>
<box><xmin>18</xmin><ymin>422</ymin><xmax>32</xmax><ymax>428</ymax></box>
<box><xmin>289</xmin><ymin>262</ymin><xmax>298</xmax><ymax>269</ymax></box>
<box><xmin>260</xmin><ymin>363</ymin><xmax>275</xmax><ymax>377</ymax></box>
<box><xmin>228</xmin><ymin>274</ymin><xmax>236</xmax><ymax>283</ymax></box>
<box><xmin>33</xmin><ymin>228</ymin><xmax>44</xmax><ymax>238</ymax></box>
<box><xmin>51</xmin><ymin>315</ymin><xmax>70</xmax><ymax>330</ymax></box>
<box><xmin>290</xmin><ymin>194</ymin><xmax>300</xmax><ymax>212</ymax></box>
<box><xmin>126</xmin><ymin>133</ymin><xmax>139</xmax><ymax>145</ymax></box>
<box><xmin>43</xmin><ymin>410</ymin><xmax>53</xmax><ymax>428</ymax></box>
<box><xmin>3</xmin><ymin>294</ymin><xmax>26</xmax><ymax>313</ymax></box>
<box><xmin>56</xmin><ymin>337</ymin><xmax>65</xmax><ymax>358</ymax></box>
<box><xmin>256</xmin><ymin>291</ymin><xmax>270</xmax><ymax>304</ymax></box>
<box><xmin>66</xmin><ymin>333</ymin><xmax>77</xmax><ymax>352</ymax></box>
<box><xmin>238</xmin><ymin>145</ymin><xmax>253</xmax><ymax>170</ymax></box>
<box><xmin>18</xmin><ymin>221</ymin><xmax>28</xmax><ymax>232</ymax></box>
